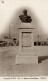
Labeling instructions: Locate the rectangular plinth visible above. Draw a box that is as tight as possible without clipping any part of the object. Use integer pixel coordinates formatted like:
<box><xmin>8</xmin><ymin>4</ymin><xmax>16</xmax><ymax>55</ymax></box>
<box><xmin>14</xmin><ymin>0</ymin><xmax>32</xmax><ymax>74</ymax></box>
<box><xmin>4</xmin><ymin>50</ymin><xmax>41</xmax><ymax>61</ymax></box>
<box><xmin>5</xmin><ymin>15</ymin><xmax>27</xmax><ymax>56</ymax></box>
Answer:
<box><xmin>16</xmin><ymin>54</ymin><xmax>38</xmax><ymax>64</ymax></box>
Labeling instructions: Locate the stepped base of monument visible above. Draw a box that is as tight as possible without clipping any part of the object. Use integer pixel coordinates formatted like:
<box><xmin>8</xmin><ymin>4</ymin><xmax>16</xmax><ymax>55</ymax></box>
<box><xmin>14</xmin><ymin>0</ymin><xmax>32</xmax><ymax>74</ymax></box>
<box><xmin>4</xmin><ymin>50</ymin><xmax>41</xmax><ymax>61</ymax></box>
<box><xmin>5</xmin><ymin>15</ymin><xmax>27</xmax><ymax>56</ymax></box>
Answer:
<box><xmin>16</xmin><ymin>54</ymin><xmax>38</xmax><ymax>64</ymax></box>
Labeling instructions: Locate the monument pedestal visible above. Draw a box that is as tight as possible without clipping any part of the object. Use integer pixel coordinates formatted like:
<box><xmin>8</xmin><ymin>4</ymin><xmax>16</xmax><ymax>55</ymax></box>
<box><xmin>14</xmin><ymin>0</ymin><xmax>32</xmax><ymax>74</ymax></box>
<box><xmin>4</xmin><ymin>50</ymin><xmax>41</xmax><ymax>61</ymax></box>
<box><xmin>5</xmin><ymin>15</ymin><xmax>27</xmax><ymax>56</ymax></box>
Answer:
<box><xmin>16</xmin><ymin>23</ymin><xmax>38</xmax><ymax>64</ymax></box>
<box><xmin>16</xmin><ymin>54</ymin><xmax>38</xmax><ymax>64</ymax></box>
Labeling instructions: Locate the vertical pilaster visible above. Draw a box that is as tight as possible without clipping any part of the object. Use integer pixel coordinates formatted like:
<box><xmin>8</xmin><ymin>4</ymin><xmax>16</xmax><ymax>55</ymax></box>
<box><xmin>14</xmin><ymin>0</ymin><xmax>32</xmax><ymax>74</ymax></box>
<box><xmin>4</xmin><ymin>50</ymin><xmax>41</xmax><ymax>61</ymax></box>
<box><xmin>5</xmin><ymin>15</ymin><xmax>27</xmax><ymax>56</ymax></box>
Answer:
<box><xmin>31</xmin><ymin>32</ymin><xmax>34</xmax><ymax>47</ymax></box>
<box><xmin>19</xmin><ymin>30</ymin><xmax>22</xmax><ymax>53</ymax></box>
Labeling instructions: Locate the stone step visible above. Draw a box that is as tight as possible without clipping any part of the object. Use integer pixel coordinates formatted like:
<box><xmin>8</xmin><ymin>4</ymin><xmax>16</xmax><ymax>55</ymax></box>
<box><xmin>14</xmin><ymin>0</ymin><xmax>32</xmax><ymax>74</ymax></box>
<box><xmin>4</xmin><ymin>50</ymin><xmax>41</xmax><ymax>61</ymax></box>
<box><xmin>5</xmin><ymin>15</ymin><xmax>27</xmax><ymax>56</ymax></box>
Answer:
<box><xmin>16</xmin><ymin>54</ymin><xmax>38</xmax><ymax>64</ymax></box>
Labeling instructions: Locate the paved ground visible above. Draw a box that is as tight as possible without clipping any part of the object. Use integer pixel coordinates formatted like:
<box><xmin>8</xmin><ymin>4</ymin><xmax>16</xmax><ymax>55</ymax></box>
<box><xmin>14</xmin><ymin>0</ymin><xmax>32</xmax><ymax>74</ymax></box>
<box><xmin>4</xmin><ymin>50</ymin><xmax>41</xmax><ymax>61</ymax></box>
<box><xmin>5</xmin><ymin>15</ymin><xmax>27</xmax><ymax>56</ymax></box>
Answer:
<box><xmin>0</xmin><ymin>46</ymin><xmax>48</xmax><ymax>77</ymax></box>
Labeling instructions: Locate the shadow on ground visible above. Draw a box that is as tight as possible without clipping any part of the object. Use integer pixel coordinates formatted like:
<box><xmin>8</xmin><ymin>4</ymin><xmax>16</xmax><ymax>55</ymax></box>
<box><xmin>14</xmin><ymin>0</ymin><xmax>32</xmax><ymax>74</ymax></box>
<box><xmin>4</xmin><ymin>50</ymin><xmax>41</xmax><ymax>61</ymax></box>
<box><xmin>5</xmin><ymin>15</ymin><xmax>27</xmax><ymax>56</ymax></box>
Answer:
<box><xmin>38</xmin><ymin>56</ymin><xmax>48</xmax><ymax>63</ymax></box>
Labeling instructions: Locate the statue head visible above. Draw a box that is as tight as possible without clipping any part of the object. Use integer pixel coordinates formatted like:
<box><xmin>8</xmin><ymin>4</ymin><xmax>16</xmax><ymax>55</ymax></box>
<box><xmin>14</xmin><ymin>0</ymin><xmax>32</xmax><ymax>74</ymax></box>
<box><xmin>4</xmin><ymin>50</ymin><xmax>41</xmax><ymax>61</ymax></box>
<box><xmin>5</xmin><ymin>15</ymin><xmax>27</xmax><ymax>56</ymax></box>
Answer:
<box><xmin>23</xmin><ymin>9</ymin><xmax>27</xmax><ymax>15</ymax></box>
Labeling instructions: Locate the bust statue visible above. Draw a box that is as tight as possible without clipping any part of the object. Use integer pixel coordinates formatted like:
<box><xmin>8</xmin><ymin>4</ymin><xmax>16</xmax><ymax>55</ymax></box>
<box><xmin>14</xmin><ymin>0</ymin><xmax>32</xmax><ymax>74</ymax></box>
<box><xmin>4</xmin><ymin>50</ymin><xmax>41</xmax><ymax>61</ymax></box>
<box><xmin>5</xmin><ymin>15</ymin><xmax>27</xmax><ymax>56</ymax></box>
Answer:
<box><xmin>19</xmin><ymin>9</ymin><xmax>32</xmax><ymax>23</ymax></box>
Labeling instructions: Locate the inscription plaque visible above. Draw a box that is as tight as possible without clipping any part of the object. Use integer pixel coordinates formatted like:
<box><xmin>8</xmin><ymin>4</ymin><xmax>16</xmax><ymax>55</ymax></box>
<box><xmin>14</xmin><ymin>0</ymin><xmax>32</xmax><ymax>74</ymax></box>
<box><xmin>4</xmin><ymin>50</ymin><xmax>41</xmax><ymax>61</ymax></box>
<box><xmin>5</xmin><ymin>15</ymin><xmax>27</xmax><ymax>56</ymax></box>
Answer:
<box><xmin>22</xmin><ymin>32</ymin><xmax>31</xmax><ymax>47</ymax></box>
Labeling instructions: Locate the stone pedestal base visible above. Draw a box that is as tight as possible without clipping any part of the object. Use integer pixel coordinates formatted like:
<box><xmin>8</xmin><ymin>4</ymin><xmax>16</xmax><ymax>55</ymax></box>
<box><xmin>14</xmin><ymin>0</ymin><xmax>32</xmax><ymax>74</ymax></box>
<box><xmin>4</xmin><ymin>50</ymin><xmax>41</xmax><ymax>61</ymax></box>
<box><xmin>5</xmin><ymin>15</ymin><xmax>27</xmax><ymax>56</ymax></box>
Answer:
<box><xmin>16</xmin><ymin>23</ymin><xmax>36</xmax><ymax>64</ymax></box>
<box><xmin>16</xmin><ymin>54</ymin><xmax>38</xmax><ymax>64</ymax></box>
